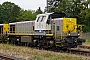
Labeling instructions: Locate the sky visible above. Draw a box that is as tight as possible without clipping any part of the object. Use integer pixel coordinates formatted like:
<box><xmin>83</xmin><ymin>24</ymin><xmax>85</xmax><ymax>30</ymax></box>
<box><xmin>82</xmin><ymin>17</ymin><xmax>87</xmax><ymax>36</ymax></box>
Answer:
<box><xmin>0</xmin><ymin>0</ymin><xmax>46</xmax><ymax>11</ymax></box>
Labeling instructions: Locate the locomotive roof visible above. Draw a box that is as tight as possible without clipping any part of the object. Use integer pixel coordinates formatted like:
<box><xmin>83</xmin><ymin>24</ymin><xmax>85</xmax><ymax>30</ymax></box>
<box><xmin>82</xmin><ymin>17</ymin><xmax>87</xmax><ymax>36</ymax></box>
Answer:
<box><xmin>37</xmin><ymin>12</ymin><xmax>53</xmax><ymax>16</ymax></box>
<box><xmin>37</xmin><ymin>12</ymin><xmax>66</xmax><ymax>18</ymax></box>
<box><xmin>15</xmin><ymin>20</ymin><xmax>35</xmax><ymax>24</ymax></box>
<box><xmin>0</xmin><ymin>24</ymin><xmax>3</xmax><ymax>26</ymax></box>
<box><xmin>9</xmin><ymin>22</ymin><xmax>16</xmax><ymax>25</ymax></box>
<box><xmin>16</xmin><ymin>20</ymin><xmax>34</xmax><ymax>23</ymax></box>
<box><xmin>9</xmin><ymin>20</ymin><xmax>35</xmax><ymax>25</ymax></box>
<box><xmin>52</xmin><ymin>18</ymin><xmax>63</xmax><ymax>20</ymax></box>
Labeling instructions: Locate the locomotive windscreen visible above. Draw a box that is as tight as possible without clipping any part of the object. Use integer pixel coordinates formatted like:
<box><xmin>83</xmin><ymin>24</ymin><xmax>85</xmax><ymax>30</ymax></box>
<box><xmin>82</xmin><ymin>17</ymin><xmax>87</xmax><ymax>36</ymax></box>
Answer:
<box><xmin>51</xmin><ymin>12</ymin><xmax>66</xmax><ymax>19</ymax></box>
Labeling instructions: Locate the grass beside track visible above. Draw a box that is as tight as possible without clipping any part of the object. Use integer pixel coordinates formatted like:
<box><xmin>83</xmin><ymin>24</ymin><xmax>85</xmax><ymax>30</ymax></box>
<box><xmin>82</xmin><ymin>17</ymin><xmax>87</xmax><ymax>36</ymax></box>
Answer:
<box><xmin>0</xmin><ymin>43</ymin><xmax>89</xmax><ymax>60</ymax></box>
<box><xmin>83</xmin><ymin>38</ymin><xmax>90</xmax><ymax>45</ymax></box>
<box><xmin>86</xmin><ymin>38</ymin><xmax>90</xmax><ymax>43</ymax></box>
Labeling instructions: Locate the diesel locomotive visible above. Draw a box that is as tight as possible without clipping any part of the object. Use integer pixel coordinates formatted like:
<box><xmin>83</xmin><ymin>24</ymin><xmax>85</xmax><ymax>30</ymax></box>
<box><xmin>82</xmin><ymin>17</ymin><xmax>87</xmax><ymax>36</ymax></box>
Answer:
<box><xmin>0</xmin><ymin>12</ymin><xmax>85</xmax><ymax>48</ymax></box>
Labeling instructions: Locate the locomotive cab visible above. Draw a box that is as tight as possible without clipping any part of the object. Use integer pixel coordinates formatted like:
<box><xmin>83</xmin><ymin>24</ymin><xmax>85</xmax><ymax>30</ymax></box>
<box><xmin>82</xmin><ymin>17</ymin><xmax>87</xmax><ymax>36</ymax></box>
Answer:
<box><xmin>34</xmin><ymin>12</ymin><xmax>65</xmax><ymax>36</ymax></box>
<box><xmin>34</xmin><ymin>13</ymin><xmax>52</xmax><ymax>35</ymax></box>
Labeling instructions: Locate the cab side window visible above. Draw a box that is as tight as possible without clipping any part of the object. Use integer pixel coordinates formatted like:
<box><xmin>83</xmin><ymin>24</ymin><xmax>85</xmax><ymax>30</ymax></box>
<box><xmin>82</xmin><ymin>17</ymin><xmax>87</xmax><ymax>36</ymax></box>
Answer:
<box><xmin>57</xmin><ymin>26</ymin><xmax>59</xmax><ymax>31</ymax></box>
<box><xmin>47</xmin><ymin>15</ymin><xmax>51</xmax><ymax>24</ymax></box>
<box><xmin>40</xmin><ymin>16</ymin><xmax>46</xmax><ymax>22</ymax></box>
<box><xmin>37</xmin><ymin>16</ymin><xmax>46</xmax><ymax>22</ymax></box>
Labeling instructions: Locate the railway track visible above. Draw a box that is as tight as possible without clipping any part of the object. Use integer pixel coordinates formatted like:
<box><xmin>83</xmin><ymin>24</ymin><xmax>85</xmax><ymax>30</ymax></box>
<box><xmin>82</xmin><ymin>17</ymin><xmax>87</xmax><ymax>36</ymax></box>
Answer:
<box><xmin>68</xmin><ymin>48</ymin><xmax>90</xmax><ymax>56</ymax></box>
<box><xmin>31</xmin><ymin>44</ymin><xmax>90</xmax><ymax>56</ymax></box>
<box><xmin>45</xmin><ymin>45</ymin><xmax>90</xmax><ymax>57</ymax></box>
<box><xmin>60</xmin><ymin>45</ymin><xmax>90</xmax><ymax>56</ymax></box>
<box><xmin>0</xmin><ymin>56</ymin><xmax>14</xmax><ymax>60</ymax></box>
<box><xmin>79</xmin><ymin>45</ymin><xmax>90</xmax><ymax>49</ymax></box>
<box><xmin>0</xmin><ymin>54</ymin><xmax>25</xmax><ymax>60</ymax></box>
<box><xmin>36</xmin><ymin>46</ymin><xmax>90</xmax><ymax>57</ymax></box>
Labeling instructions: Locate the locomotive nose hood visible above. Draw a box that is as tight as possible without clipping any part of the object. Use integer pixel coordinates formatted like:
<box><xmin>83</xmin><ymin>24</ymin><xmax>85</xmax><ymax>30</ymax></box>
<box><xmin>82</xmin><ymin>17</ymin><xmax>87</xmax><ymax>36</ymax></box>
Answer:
<box><xmin>63</xmin><ymin>18</ymin><xmax>77</xmax><ymax>33</ymax></box>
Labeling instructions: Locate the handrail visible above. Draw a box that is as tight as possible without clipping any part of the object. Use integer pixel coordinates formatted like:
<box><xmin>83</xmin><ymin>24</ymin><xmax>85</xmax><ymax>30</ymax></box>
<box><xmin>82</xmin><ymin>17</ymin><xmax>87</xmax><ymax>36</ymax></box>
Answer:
<box><xmin>77</xmin><ymin>24</ymin><xmax>84</xmax><ymax>37</ymax></box>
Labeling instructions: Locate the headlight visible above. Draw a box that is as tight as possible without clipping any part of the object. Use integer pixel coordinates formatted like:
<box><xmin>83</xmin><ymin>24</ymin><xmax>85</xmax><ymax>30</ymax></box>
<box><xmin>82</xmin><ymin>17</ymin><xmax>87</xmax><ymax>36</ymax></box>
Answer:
<box><xmin>39</xmin><ymin>30</ymin><xmax>41</xmax><ymax>32</ymax></box>
<box><xmin>7</xmin><ymin>38</ymin><xmax>9</xmax><ymax>40</ymax></box>
<box><xmin>68</xmin><ymin>34</ymin><xmax>70</xmax><ymax>36</ymax></box>
<box><xmin>75</xmin><ymin>41</ymin><xmax>77</xmax><ymax>42</ymax></box>
<box><xmin>78</xmin><ymin>34</ymin><xmax>80</xmax><ymax>36</ymax></box>
<box><xmin>17</xmin><ymin>39</ymin><xmax>19</xmax><ymax>41</ymax></box>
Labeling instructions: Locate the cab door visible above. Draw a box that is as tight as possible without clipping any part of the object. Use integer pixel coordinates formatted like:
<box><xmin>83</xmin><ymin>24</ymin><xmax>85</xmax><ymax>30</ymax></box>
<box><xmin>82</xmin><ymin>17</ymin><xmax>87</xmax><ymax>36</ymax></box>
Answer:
<box><xmin>56</xmin><ymin>21</ymin><xmax>63</xmax><ymax>40</ymax></box>
<box><xmin>52</xmin><ymin>19</ymin><xmax>63</xmax><ymax>40</ymax></box>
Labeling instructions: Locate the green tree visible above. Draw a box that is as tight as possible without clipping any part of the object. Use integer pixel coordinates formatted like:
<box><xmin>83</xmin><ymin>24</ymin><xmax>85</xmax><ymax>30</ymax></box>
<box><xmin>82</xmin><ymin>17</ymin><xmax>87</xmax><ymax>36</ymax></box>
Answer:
<box><xmin>17</xmin><ymin>7</ymin><xmax>43</xmax><ymax>21</ymax></box>
<box><xmin>0</xmin><ymin>4</ymin><xmax>2</xmax><ymax>23</ymax></box>
<box><xmin>35</xmin><ymin>7</ymin><xmax>43</xmax><ymax>15</ymax></box>
<box><xmin>16</xmin><ymin>9</ymin><xmax>25</xmax><ymax>21</ymax></box>
<box><xmin>23</xmin><ymin>10</ymin><xmax>36</xmax><ymax>20</ymax></box>
<box><xmin>53</xmin><ymin>0</ymin><xmax>70</xmax><ymax>13</ymax></box>
<box><xmin>0</xmin><ymin>1</ymin><xmax>21</xmax><ymax>23</ymax></box>
<box><xmin>17</xmin><ymin>9</ymin><xmax>36</xmax><ymax>21</ymax></box>
<box><xmin>84</xmin><ymin>8</ymin><xmax>90</xmax><ymax>32</ymax></box>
